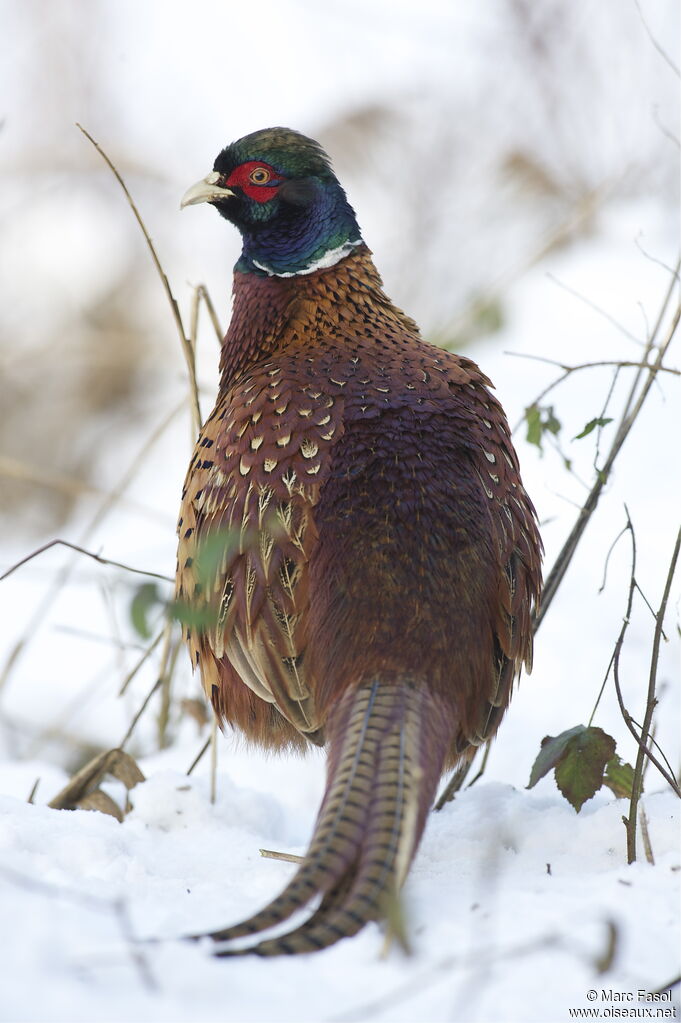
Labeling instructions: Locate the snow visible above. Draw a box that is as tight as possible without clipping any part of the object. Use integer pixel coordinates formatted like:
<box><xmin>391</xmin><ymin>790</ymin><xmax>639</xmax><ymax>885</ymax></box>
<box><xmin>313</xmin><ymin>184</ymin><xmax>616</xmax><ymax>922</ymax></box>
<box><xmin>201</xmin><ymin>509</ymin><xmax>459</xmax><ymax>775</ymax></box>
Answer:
<box><xmin>1</xmin><ymin>1</ymin><xmax>679</xmax><ymax>1021</ymax></box>
<box><xmin>0</xmin><ymin>768</ymin><xmax>678</xmax><ymax>1022</ymax></box>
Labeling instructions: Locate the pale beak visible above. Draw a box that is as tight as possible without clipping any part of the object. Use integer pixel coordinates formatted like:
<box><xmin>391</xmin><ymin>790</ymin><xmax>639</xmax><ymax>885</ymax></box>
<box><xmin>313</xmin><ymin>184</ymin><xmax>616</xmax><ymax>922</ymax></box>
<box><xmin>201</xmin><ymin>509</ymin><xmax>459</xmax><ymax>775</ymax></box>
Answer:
<box><xmin>181</xmin><ymin>171</ymin><xmax>236</xmax><ymax>209</ymax></box>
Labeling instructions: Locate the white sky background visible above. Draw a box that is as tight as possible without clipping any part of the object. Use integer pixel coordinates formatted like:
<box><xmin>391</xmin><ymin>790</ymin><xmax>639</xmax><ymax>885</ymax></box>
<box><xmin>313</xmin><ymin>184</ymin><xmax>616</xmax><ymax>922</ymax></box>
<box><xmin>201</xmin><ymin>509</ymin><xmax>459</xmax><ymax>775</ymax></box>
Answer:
<box><xmin>0</xmin><ymin>3</ymin><xmax>679</xmax><ymax>1019</ymax></box>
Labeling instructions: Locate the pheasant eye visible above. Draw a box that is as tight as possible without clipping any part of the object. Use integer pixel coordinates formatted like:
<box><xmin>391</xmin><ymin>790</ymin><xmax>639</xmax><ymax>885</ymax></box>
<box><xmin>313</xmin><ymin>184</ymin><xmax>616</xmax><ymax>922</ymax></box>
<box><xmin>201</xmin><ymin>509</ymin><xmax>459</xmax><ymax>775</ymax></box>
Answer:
<box><xmin>249</xmin><ymin>167</ymin><xmax>271</xmax><ymax>184</ymax></box>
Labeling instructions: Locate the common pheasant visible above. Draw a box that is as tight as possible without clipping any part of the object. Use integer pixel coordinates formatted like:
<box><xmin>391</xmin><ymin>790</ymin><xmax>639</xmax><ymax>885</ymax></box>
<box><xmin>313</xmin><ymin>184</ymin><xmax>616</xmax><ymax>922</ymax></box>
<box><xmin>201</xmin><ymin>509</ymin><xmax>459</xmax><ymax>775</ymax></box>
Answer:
<box><xmin>177</xmin><ymin>127</ymin><xmax>542</xmax><ymax>956</ymax></box>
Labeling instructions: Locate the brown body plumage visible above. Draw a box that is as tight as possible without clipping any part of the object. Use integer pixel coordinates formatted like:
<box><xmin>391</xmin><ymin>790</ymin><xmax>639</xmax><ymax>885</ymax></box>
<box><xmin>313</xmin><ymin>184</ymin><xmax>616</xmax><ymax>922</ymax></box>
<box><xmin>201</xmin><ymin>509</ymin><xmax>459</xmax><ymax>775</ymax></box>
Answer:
<box><xmin>177</xmin><ymin>131</ymin><xmax>542</xmax><ymax>956</ymax></box>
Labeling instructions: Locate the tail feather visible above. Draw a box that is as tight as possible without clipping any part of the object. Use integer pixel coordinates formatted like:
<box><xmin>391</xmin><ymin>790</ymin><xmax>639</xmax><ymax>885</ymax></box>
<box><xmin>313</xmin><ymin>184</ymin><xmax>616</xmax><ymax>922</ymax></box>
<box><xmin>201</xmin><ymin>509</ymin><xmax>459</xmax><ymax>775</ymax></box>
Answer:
<box><xmin>201</xmin><ymin>679</ymin><xmax>451</xmax><ymax>956</ymax></box>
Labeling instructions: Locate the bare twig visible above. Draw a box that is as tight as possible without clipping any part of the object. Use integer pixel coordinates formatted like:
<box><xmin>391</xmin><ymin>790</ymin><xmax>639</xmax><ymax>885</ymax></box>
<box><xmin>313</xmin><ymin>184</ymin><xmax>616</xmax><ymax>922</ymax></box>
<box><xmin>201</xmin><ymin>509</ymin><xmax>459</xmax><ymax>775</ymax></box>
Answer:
<box><xmin>608</xmin><ymin>520</ymin><xmax>681</xmax><ymax>867</ymax></box>
<box><xmin>626</xmin><ymin>716</ymin><xmax>678</xmax><ymax>784</ymax></box>
<box><xmin>0</xmin><ymin>454</ymin><xmax>169</xmax><ymax>521</ymax></box>
<box><xmin>210</xmin><ymin>712</ymin><xmax>218</xmax><ymax>804</ymax></box>
<box><xmin>597</xmin><ymin>521</ymin><xmax>630</xmax><ymax>594</ymax></box>
<box><xmin>545</xmin><ymin>272</ymin><xmax>643</xmax><ymax>344</ymax></box>
<box><xmin>156</xmin><ymin>623</ymin><xmax>183</xmax><ymax>750</ymax></box>
<box><xmin>509</xmin><ymin>355</ymin><xmax>679</xmax><ymax>433</ymax></box>
<box><xmin>634</xmin><ymin>237</ymin><xmax>681</xmax><ymax>280</ymax></box>
<box><xmin>259</xmin><ymin>848</ymin><xmax>304</xmax><ymax>865</ymax></box>
<box><xmin>119</xmin><ymin>629</ymin><xmax>165</xmax><ymax>696</ymax></box>
<box><xmin>190</xmin><ymin>284</ymin><xmax>224</xmax><ymax>351</ymax></box>
<box><xmin>186</xmin><ymin>736</ymin><xmax>211</xmax><ymax>776</ymax></box>
<box><xmin>651</xmin><ymin>105</ymin><xmax>680</xmax><ymax>150</ymax></box>
<box><xmin>120</xmin><ymin>678</ymin><xmax>162</xmax><ymax>749</ymax></box>
<box><xmin>625</xmin><ymin>526</ymin><xmax>681</xmax><ymax>861</ymax></box>
<box><xmin>620</xmin><ymin>258</ymin><xmax>679</xmax><ymax>423</ymax></box>
<box><xmin>0</xmin><ymin>401</ymin><xmax>185</xmax><ymax>694</ymax></box>
<box><xmin>589</xmin><ymin>512</ymin><xmax>635</xmax><ymax>726</ymax></box>
<box><xmin>633</xmin><ymin>0</ymin><xmax>680</xmax><ymax>78</ymax></box>
<box><xmin>197</xmin><ymin>284</ymin><xmax>224</xmax><ymax>344</ymax></box>
<box><xmin>76</xmin><ymin>124</ymin><xmax>202</xmax><ymax>438</ymax></box>
<box><xmin>435</xmin><ymin>757</ymin><xmax>476</xmax><ymax>810</ymax></box>
<box><xmin>1</xmin><ymin>539</ymin><xmax>172</xmax><ymax>584</ymax></box>
<box><xmin>639</xmin><ymin>806</ymin><xmax>655</xmax><ymax>865</ymax></box>
<box><xmin>589</xmin><ymin>512</ymin><xmax>680</xmax><ymax>810</ymax></box>
<box><xmin>534</xmin><ymin>264</ymin><xmax>680</xmax><ymax>631</ymax></box>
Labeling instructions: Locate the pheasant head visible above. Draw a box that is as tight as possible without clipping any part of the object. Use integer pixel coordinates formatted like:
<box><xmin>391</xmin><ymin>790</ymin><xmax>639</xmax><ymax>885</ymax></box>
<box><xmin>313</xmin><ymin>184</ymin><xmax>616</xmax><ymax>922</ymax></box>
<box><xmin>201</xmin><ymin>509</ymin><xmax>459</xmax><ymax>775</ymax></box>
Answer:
<box><xmin>181</xmin><ymin>126</ymin><xmax>362</xmax><ymax>278</ymax></box>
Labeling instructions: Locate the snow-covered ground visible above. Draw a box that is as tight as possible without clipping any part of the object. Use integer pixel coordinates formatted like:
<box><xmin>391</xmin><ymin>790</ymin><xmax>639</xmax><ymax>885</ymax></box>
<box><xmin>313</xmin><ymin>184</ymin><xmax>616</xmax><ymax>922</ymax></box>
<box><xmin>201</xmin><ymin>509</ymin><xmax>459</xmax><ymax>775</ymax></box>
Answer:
<box><xmin>0</xmin><ymin>770</ymin><xmax>678</xmax><ymax>1023</ymax></box>
<box><xmin>0</xmin><ymin>3</ymin><xmax>679</xmax><ymax>1021</ymax></box>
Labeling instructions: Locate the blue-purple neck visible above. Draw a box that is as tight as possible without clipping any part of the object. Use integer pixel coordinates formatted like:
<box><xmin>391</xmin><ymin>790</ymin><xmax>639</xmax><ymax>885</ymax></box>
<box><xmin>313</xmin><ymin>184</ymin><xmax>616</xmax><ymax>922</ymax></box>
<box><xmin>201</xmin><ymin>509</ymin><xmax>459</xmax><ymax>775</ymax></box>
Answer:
<box><xmin>235</xmin><ymin>180</ymin><xmax>362</xmax><ymax>277</ymax></box>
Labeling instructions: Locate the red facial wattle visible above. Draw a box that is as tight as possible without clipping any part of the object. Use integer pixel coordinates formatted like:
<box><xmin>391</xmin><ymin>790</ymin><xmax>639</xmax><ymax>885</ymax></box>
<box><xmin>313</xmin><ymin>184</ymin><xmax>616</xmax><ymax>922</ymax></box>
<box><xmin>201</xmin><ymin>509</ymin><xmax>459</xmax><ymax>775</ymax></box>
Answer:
<box><xmin>225</xmin><ymin>161</ymin><xmax>284</xmax><ymax>203</ymax></box>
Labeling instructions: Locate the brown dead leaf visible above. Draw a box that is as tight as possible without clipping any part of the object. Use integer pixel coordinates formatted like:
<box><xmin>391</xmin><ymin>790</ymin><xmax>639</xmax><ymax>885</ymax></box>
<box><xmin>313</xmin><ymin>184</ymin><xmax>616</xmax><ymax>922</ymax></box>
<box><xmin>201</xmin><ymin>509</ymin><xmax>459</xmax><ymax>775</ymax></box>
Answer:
<box><xmin>48</xmin><ymin>748</ymin><xmax>145</xmax><ymax>820</ymax></box>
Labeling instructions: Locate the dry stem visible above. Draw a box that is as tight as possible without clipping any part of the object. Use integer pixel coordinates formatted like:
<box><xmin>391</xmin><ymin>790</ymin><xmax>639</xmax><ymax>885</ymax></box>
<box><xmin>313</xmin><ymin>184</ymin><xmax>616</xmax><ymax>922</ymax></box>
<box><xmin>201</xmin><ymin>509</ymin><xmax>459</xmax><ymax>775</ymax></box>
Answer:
<box><xmin>76</xmin><ymin>123</ymin><xmax>202</xmax><ymax>438</ymax></box>
<box><xmin>534</xmin><ymin>261</ymin><xmax>680</xmax><ymax>631</ymax></box>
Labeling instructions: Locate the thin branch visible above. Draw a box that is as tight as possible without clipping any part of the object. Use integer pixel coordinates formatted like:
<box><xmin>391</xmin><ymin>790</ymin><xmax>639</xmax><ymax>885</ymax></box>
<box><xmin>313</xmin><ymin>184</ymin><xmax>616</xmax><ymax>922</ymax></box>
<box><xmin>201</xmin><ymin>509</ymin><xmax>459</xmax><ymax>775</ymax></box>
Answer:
<box><xmin>118</xmin><ymin>629</ymin><xmax>164</xmax><ymax>697</ymax></box>
<box><xmin>633</xmin><ymin>0</ymin><xmax>680</xmax><ymax>78</ymax></box>
<box><xmin>506</xmin><ymin>352</ymin><xmax>680</xmax><ymax>376</ymax></box>
<box><xmin>609</xmin><ymin>523</ymin><xmax>681</xmax><ymax>837</ymax></box>
<box><xmin>156</xmin><ymin>623</ymin><xmax>182</xmax><ymax>750</ymax></box>
<box><xmin>0</xmin><ymin>454</ymin><xmax>169</xmax><ymax>522</ymax></box>
<box><xmin>592</xmin><ymin>363</ymin><xmax>620</xmax><ymax>472</ymax></box>
<box><xmin>0</xmin><ymin>401</ymin><xmax>185</xmax><ymax>694</ymax></box>
<box><xmin>435</xmin><ymin>759</ymin><xmax>474</xmax><ymax>810</ymax></box>
<box><xmin>1</xmin><ymin>539</ymin><xmax>172</xmax><ymax>584</ymax></box>
<box><xmin>186</xmin><ymin>736</ymin><xmax>211</xmax><ymax>776</ymax></box>
<box><xmin>119</xmin><ymin>678</ymin><xmax>162</xmax><ymax>749</ymax></box>
<box><xmin>196</xmin><ymin>284</ymin><xmax>224</xmax><ymax>344</ymax></box>
<box><xmin>651</xmin><ymin>105</ymin><xmax>680</xmax><ymax>150</ymax></box>
<box><xmin>76</xmin><ymin>124</ymin><xmax>202</xmax><ymax>438</ymax></box>
<box><xmin>639</xmin><ymin>805</ymin><xmax>655</xmax><ymax>865</ymax></box>
<box><xmin>620</xmin><ymin>256</ymin><xmax>679</xmax><ymax>423</ymax></box>
<box><xmin>598</xmin><ymin>521</ymin><xmax>630</xmax><ymax>594</ymax></box>
<box><xmin>545</xmin><ymin>272</ymin><xmax>643</xmax><ymax>344</ymax></box>
<box><xmin>634</xmin><ymin>236</ymin><xmax>681</xmax><ymax>280</ymax></box>
<box><xmin>509</xmin><ymin>355</ymin><xmax>679</xmax><ymax>431</ymax></box>
<box><xmin>626</xmin><ymin>525</ymin><xmax>681</xmax><ymax>863</ymax></box>
<box><xmin>259</xmin><ymin>848</ymin><xmax>304</xmax><ymax>865</ymax></box>
<box><xmin>534</xmin><ymin>265</ymin><xmax>681</xmax><ymax>632</ymax></box>
<box><xmin>210</xmin><ymin>712</ymin><xmax>218</xmax><ymax>805</ymax></box>
<box><xmin>54</xmin><ymin>625</ymin><xmax>146</xmax><ymax>651</ymax></box>
<box><xmin>463</xmin><ymin>741</ymin><xmax>492</xmax><ymax>788</ymax></box>
<box><xmin>627</xmin><ymin>714</ymin><xmax>678</xmax><ymax>785</ymax></box>
<box><xmin>633</xmin><ymin>581</ymin><xmax>667</xmax><ymax>636</ymax></box>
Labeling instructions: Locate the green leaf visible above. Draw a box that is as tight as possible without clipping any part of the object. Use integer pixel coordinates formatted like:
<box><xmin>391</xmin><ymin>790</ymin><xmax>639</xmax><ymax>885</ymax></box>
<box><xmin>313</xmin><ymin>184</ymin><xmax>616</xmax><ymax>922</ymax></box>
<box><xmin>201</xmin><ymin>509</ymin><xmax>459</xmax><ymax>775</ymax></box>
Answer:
<box><xmin>574</xmin><ymin>417</ymin><xmax>614</xmax><ymax>440</ymax></box>
<box><xmin>525</xmin><ymin>404</ymin><xmax>543</xmax><ymax>449</ymax></box>
<box><xmin>130</xmin><ymin>582</ymin><xmax>162</xmax><ymax>639</ymax></box>
<box><xmin>603</xmin><ymin>755</ymin><xmax>636</xmax><ymax>800</ymax></box>
<box><xmin>169</xmin><ymin>598</ymin><xmax>218</xmax><ymax>633</ymax></box>
<box><xmin>524</xmin><ymin>404</ymin><xmax>562</xmax><ymax>453</ymax></box>
<box><xmin>528</xmin><ymin>725</ymin><xmax>617</xmax><ymax>812</ymax></box>
<box><xmin>193</xmin><ymin>528</ymin><xmax>243</xmax><ymax>588</ymax></box>
<box><xmin>554</xmin><ymin>727</ymin><xmax>616</xmax><ymax>812</ymax></box>
<box><xmin>528</xmin><ymin>725</ymin><xmax>585</xmax><ymax>788</ymax></box>
<box><xmin>544</xmin><ymin>408</ymin><xmax>562</xmax><ymax>436</ymax></box>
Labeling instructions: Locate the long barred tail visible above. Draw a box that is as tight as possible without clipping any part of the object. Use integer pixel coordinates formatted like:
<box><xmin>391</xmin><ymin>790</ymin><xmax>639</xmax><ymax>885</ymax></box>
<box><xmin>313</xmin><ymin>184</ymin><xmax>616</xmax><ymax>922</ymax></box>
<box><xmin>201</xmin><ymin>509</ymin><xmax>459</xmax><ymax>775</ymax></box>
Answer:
<box><xmin>201</xmin><ymin>679</ymin><xmax>452</xmax><ymax>956</ymax></box>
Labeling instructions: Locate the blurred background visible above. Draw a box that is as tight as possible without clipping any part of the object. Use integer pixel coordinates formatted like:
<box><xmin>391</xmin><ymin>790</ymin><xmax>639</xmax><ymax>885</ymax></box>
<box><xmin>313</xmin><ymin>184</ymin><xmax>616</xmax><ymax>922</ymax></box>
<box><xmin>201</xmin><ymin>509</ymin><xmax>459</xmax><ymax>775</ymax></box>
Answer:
<box><xmin>0</xmin><ymin>0</ymin><xmax>678</xmax><ymax>792</ymax></box>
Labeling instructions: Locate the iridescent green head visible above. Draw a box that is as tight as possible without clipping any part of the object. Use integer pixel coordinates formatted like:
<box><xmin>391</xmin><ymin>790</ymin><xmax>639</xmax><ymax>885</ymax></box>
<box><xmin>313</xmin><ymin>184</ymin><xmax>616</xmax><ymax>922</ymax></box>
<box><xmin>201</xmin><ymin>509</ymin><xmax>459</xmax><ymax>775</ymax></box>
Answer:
<box><xmin>181</xmin><ymin>127</ymin><xmax>362</xmax><ymax>277</ymax></box>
